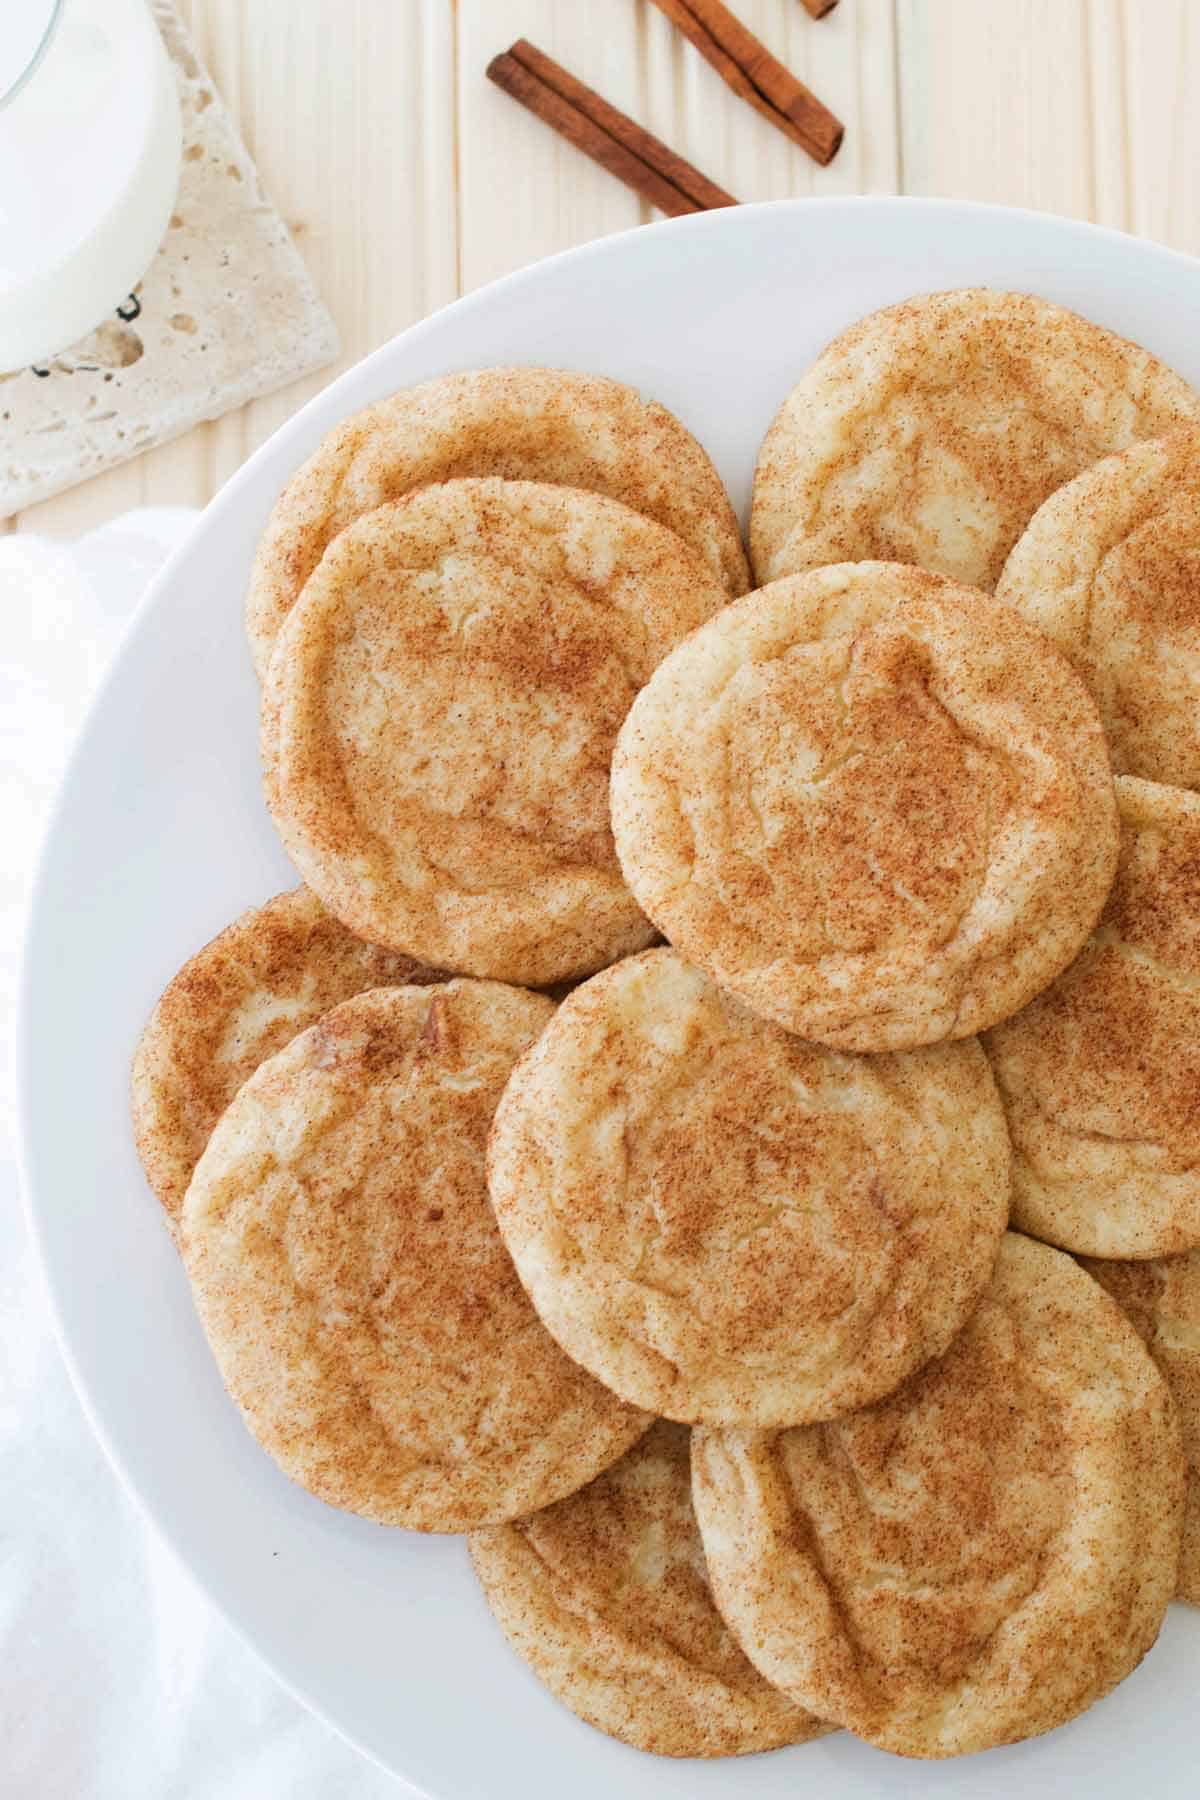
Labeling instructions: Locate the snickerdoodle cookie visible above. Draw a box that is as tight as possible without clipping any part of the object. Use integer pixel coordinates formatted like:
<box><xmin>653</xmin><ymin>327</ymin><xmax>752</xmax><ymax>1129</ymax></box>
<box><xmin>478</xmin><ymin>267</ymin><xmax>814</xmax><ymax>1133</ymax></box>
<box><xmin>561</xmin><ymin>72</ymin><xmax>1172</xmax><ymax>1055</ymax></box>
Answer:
<box><xmin>132</xmin><ymin>886</ymin><xmax>441</xmax><ymax>1232</ymax></box>
<box><xmin>751</xmin><ymin>289</ymin><xmax>1200</xmax><ymax>591</ymax></box>
<box><xmin>468</xmin><ymin>1421</ymin><xmax>830</xmax><ymax>1757</ymax></box>
<box><xmin>986</xmin><ymin>778</ymin><xmax>1200</xmax><ymax>1258</ymax></box>
<box><xmin>262</xmin><ymin>478</ymin><xmax>728</xmax><ymax>988</ymax></box>
<box><xmin>247</xmin><ymin>366</ymin><xmax>748</xmax><ymax>676</ymax></box>
<box><xmin>692</xmin><ymin>1233</ymin><xmax>1185</xmax><ymax>1759</ymax></box>
<box><xmin>611</xmin><ymin>562</ymin><xmax>1118</xmax><ymax>1052</ymax></box>
<box><xmin>181</xmin><ymin>982</ymin><xmax>648</xmax><ymax>1530</ymax></box>
<box><xmin>1082</xmin><ymin>1250</ymin><xmax>1200</xmax><ymax>1605</ymax></box>
<box><xmin>488</xmin><ymin>949</ymin><xmax>1009</xmax><ymax>1425</ymax></box>
<box><xmin>997</xmin><ymin>426</ymin><xmax>1200</xmax><ymax>789</ymax></box>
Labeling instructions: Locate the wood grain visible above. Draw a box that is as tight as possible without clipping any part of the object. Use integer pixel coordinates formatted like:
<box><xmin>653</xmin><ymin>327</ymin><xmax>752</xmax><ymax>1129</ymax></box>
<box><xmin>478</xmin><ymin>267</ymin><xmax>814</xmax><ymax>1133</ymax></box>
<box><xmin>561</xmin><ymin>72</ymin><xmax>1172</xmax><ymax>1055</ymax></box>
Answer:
<box><xmin>13</xmin><ymin>0</ymin><xmax>1200</xmax><ymax>532</ymax></box>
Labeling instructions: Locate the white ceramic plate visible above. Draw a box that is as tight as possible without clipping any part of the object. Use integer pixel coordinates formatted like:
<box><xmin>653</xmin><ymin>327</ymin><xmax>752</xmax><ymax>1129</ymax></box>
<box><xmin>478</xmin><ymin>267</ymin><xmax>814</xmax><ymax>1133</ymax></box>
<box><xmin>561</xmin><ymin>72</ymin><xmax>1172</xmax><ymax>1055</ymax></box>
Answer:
<box><xmin>20</xmin><ymin>198</ymin><xmax>1200</xmax><ymax>1798</ymax></box>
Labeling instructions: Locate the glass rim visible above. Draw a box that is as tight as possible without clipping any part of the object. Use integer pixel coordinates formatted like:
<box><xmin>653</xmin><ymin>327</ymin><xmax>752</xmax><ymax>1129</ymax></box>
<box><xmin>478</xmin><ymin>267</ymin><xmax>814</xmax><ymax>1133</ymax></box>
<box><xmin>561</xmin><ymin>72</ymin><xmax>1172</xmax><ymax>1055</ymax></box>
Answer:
<box><xmin>0</xmin><ymin>0</ymin><xmax>67</xmax><ymax>111</ymax></box>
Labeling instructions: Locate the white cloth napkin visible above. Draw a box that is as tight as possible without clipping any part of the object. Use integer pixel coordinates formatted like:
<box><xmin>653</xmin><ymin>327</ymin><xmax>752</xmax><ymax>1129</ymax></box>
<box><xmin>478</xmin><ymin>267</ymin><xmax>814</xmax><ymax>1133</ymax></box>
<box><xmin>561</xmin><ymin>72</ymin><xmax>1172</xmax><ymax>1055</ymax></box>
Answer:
<box><xmin>1</xmin><ymin>513</ymin><xmax>399</xmax><ymax>1798</ymax></box>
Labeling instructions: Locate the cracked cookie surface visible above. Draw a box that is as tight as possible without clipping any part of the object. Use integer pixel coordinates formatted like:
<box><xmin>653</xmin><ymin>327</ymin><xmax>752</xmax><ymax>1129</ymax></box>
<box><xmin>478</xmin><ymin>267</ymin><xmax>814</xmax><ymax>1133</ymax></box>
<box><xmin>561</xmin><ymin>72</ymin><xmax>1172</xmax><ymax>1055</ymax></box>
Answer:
<box><xmin>181</xmin><ymin>982</ymin><xmax>649</xmax><ymax>1530</ymax></box>
<box><xmin>611</xmin><ymin>562</ymin><xmax>1118</xmax><ymax>1051</ymax></box>
<box><xmin>262</xmin><ymin>478</ymin><xmax>728</xmax><ymax>987</ymax></box>
<box><xmin>468</xmin><ymin>1420</ymin><xmax>830</xmax><ymax>1757</ymax></box>
<box><xmin>692</xmin><ymin>1233</ymin><xmax>1186</xmax><ymax>1759</ymax></box>
<box><xmin>997</xmin><ymin>425</ymin><xmax>1200</xmax><ymax>790</ymax></box>
<box><xmin>132</xmin><ymin>885</ymin><xmax>443</xmax><ymax>1233</ymax></box>
<box><xmin>246</xmin><ymin>366</ymin><xmax>749</xmax><ymax>678</ymax></box>
<box><xmin>487</xmin><ymin>949</ymin><xmax>1009</xmax><ymax>1425</ymax></box>
<box><xmin>1081</xmin><ymin>1249</ymin><xmax>1200</xmax><ymax>1604</ymax></box>
<box><xmin>750</xmin><ymin>288</ymin><xmax>1200</xmax><ymax>592</ymax></box>
<box><xmin>987</xmin><ymin>777</ymin><xmax>1200</xmax><ymax>1257</ymax></box>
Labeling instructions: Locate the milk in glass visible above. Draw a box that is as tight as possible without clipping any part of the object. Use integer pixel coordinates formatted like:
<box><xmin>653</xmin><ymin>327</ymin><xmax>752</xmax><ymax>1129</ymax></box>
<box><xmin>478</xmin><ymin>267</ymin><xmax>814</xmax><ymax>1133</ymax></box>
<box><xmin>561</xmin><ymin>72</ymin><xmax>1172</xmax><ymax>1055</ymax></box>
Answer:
<box><xmin>0</xmin><ymin>0</ymin><xmax>181</xmax><ymax>370</ymax></box>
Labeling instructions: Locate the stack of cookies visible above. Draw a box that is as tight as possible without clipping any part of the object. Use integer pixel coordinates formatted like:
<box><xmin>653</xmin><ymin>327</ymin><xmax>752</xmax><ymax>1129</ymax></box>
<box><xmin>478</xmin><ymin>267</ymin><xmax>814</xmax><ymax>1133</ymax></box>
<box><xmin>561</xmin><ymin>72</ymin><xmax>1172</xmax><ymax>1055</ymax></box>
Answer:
<box><xmin>132</xmin><ymin>293</ymin><xmax>1200</xmax><ymax>1765</ymax></box>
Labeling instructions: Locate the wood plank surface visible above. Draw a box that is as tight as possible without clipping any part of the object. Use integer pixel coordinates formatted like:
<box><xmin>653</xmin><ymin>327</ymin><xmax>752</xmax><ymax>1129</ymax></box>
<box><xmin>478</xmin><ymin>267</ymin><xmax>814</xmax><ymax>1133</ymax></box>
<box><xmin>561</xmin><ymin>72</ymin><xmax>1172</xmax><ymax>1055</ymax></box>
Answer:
<box><xmin>12</xmin><ymin>0</ymin><xmax>1200</xmax><ymax>534</ymax></box>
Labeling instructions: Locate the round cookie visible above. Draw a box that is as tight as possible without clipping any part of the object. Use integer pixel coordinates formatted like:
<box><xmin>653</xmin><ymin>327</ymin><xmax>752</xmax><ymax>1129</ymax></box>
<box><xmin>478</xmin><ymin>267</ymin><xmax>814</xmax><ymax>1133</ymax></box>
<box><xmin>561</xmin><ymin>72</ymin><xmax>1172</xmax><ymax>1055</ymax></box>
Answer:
<box><xmin>247</xmin><ymin>366</ymin><xmax>749</xmax><ymax>677</ymax></box>
<box><xmin>692</xmin><ymin>1232</ymin><xmax>1186</xmax><ymax>1760</ymax></box>
<box><xmin>986</xmin><ymin>777</ymin><xmax>1200</xmax><ymax>1258</ymax></box>
<box><xmin>751</xmin><ymin>288</ymin><xmax>1200</xmax><ymax>592</ymax></box>
<box><xmin>468</xmin><ymin>1421</ymin><xmax>830</xmax><ymax>1758</ymax></box>
<box><xmin>181</xmin><ymin>982</ymin><xmax>649</xmax><ymax>1530</ymax></box>
<box><xmin>488</xmin><ymin>949</ymin><xmax>1010</xmax><ymax>1426</ymax></box>
<box><xmin>1081</xmin><ymin>1251</ymin><xmax>1200</xmax><ymax>1605</ymax></box>
<box><xmin>611</xmin><ymin>562</ymin><xmax>1119</xmax><ymax>1052</ymax></box>
<box><xmin>997</xmin><ymin>425</ymin><xmax>1200</xmax><ymax>789</ymax></box>
<box><xmin>132</xmin><ymin>886</ymin><xmax>442</xmax><ymax>1232</ymax></box>
<box><xmin>262</xmin><ymin>478</ymin><xmax>728</xmax><ymax>988</ymax></box>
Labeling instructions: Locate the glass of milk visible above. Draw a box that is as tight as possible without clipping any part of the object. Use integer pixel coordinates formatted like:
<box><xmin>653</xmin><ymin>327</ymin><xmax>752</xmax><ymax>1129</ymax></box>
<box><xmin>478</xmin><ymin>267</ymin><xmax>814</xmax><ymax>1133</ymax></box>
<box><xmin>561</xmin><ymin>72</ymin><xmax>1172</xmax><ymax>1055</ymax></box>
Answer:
<box><xmin>0</xmin><ymin>0</ymin><xmax>182</xmax><ymax>371</ymax></box>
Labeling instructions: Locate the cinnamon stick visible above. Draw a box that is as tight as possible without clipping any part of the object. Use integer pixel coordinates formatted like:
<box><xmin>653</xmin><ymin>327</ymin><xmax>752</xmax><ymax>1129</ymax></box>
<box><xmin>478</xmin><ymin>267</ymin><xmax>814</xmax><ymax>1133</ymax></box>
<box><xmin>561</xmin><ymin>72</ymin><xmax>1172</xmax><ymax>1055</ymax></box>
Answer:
<box><xmin>800</xmin><ymin>0</ymin><xmax>839</xmax><ymax>18</ymax></box>
<box><xmin>648</xmin><ymin>0</ymin><xmax>843</xmax><ymax>166</ymax></box>
<box><xmin>487</xmin><ymin>41</ymin><xmax>737</xmax><ymax>218</ymax></box>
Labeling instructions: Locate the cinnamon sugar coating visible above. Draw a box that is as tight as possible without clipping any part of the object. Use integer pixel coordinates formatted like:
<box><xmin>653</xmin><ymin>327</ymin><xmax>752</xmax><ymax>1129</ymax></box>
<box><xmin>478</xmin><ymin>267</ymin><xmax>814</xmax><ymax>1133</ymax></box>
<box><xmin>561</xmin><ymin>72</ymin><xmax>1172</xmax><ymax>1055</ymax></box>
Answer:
<box><xmin>131</xmin><ymin>886</ymin><xmax>442</xmax><ymax>1232</ymax></box>
<box><xmin>469</xmin><ymin>1421</ymin><xmax>830</xmax><ymax>1757</ymax></box>
<box><xmin>1082</xmin><ymin>1249</ymin><xmax>1200</xmax><ymax>1604</ymax></box>
<box><xmin>751</xmin><ymin>287</ymin><xmax>1200</xmax><ymax>592</ymax></box>
<box><xmin>987</xmin><ymin>778</ymin><xmax>1200</xmax><ymax>1257</ymax></box>
<box><xmin>181</xmin><ymin>982</ymin><xmax>648</xmax><ymax>1530</ymax></box>
<box><xmin>611</xmin><ymin>562</ymin><xmax>1118</xmax><ymax>1051</ymax></box>
<box><xmin>998</xmin><ymin>425</ymin><xmax>1200</xmax><ymax>789</ymax></box>
<box><xmin>693</xmin><ymin>1233</ymin><xmax>1186</xmax><ymax>1758</ymax></box>
<box><xmin>262</xmin><ymin>478</ymin><xmax>728</xmax><ymax>986</ymax></box>
<box><xmin>488</xmin><ymin>949</ymin><xmax>1009</xmax><ymax>1425</ymax></box>
<box><xmin>247</xmin><ymin>366</ymin><xmax>748</xmax><ymax>678</ymax></box>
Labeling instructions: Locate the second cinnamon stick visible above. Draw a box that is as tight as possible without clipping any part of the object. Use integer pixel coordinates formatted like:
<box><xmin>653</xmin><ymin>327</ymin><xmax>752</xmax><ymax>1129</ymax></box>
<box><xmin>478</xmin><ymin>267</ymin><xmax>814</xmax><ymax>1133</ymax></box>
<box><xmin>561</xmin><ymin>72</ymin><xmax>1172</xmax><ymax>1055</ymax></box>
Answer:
<box><xmin>650</xmin><ymin>0</ymin><xmax>843</xmax><ymax>166</ymax></box>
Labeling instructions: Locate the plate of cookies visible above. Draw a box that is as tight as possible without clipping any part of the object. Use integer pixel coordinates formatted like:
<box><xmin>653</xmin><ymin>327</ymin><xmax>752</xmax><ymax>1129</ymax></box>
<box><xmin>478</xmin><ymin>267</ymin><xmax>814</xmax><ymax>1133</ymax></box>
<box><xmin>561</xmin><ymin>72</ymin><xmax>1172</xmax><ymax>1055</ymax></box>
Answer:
<box><xmin>20</xmin><ymin>197</ymin><xmax>1200</xmax><ymax>1796</ymax></box>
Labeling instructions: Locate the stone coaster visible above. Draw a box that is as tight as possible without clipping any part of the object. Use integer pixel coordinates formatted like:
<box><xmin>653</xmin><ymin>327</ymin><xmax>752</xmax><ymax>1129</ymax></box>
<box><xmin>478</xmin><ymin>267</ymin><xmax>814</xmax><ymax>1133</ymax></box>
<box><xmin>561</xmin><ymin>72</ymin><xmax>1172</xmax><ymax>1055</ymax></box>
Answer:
<box><xmin>0</xmin><ymin>1</ymin><xmax>339</xmax><ymax>518</ymax></box>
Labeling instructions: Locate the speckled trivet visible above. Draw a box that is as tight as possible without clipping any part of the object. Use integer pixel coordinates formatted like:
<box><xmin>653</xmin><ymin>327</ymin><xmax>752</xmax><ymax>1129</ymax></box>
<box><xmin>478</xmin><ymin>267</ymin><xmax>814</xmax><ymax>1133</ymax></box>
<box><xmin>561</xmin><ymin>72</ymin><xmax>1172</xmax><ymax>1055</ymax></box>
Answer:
<box><xmin>0</xmin><ymin>1</ymin><xmax>339</xmax><ymax>518</ymax></box>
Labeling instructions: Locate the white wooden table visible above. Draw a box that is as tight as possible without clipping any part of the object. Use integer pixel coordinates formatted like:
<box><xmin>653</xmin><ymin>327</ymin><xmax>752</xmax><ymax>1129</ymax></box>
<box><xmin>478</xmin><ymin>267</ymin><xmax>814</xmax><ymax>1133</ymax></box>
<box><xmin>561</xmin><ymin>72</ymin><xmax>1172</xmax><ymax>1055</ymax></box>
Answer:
<box><xmin>11</xmin><ymin>0</ymin><xmax>1200</xmax><ymax>536</ymax></box>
